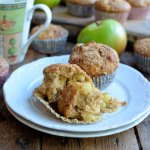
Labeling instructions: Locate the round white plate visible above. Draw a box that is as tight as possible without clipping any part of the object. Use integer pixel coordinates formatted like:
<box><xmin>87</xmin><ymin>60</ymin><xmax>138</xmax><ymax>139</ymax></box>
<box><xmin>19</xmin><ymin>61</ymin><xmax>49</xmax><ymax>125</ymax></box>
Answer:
<box><xmin>6</xmin><ymin>104</ymin><xmax>150</xmax><ymax>138</ymax></box>
<box><xmin>3</xmin><ymin>55</ymin><xmax>150</xmax><ymax>132</ymax></box>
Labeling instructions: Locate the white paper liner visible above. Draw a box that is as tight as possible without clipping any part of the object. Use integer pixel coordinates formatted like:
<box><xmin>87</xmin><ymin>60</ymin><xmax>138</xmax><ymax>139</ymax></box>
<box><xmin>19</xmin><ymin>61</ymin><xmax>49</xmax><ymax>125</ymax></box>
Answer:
<box><xmin>31</xmin><ymin>32</ymin><xmax>68</xmax><ymax>54</ymax></box>
<box><xmin>92</xmin><ymin>71</ymin><xmax>116</xmax><ymax>90</ymax></box>
<box><xmin>95</xmin><ymin>10</ymin><xmax>129</xmax><ymax>24</ymax></box>
<box><xmin>135</xmin><ymin>53</ymin><xmax>150</xmax><ymax>73</ymax></box>
<box><xmin>32</xmin><ymin>93</ymin><xmax>102</xmax><ymax>124</ymax></box>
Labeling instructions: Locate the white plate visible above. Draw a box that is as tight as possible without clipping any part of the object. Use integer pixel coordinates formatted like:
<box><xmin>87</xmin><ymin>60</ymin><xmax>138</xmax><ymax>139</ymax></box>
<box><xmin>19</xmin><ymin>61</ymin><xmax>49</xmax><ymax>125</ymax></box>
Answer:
<box><xmin>3</xmin><ymin>55</ymin><xmax>150</xmax><ymax>132</ymax></box>
<box><xmin>6</xmin><ymin>104</ymin><xmax>150</xmax><ymax>138</ymax></box>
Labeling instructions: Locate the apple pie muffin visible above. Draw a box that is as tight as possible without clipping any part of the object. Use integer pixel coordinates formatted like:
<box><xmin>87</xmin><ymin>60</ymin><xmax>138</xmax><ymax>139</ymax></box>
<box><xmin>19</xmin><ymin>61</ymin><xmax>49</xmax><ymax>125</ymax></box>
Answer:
<box><xmin>32</xmin><ymin>63</ymin><xmax>122</xmax><ymax>123</ymax></box>
<box><xmin>95</xmin><ymin>0</ymin><xmax>131</xmax><ymax>24</ymax></box>
<box><xmin>69</xmin><ymin>42</ymin><xmax>119</xmax><ymax>89</ymax></box>
<box><xmin>128</xmin><ymin>0</ymin><xmax>150</xmax><ymax>20</ymax></box>
<box><xmin>31</xmin><ymin>24</ymin><xmax>68</xmax><ymax>54</ymax></box>
<box><xmin>134</xmin><ymin>38</ymin><xmax>150</xmax><ymax>73</ymax></box>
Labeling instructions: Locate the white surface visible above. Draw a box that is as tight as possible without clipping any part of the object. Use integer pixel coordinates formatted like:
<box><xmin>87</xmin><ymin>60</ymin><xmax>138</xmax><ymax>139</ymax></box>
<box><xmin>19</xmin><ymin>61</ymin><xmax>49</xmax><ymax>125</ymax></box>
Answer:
<box><xmin>6</xmin><ymin>104</ymin><xmax>150</xmax><ymax>138</ymax></box>
<box><xmin>3</xmin><ymin>55</ymin><xmax>150</xmax><ymax>132</ymax></box>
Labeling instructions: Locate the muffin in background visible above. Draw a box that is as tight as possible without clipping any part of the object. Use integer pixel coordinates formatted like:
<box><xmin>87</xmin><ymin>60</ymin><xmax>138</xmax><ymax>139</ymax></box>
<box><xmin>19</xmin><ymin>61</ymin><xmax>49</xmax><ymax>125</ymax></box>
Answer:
<box><xmin>134</xmin><ymin>38</ymin><xmax>150</xmax><ymax>73</ymax></box>
<box><xmin>95</xmin><ymin>0</ymin><xmax>131</xmax><ymax>24</ymax></box>
<box><xmin>31</xmin><ymin>24</ymin><xmax>69</xmax><ymax>54</ymax></box>
<box><xmin>69</xmin><ymin>42</ymin><xmax>119</xmax><ymax>89</ymax></box>
<box><xmin>0</xmin><ymin>56</ymin><xmax>9</xmax><ymax>88</ymax></box>
<box><xmin>128</xmin><ymin>0</ymin><xmax>150</xmax><ymax>20</ymax></box>
<box><xmin>66</xmin><ymin>0</ymin><xmax>96</xmax><ymax>17</ymax></box>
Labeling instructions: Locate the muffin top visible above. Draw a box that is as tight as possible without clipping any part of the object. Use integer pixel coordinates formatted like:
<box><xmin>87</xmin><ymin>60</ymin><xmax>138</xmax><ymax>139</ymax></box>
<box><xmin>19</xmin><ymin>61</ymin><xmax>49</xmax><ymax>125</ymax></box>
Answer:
<box><xmin>69</xmin><ymin>42</ymin><xmax>119</xmax><ymax>77</ymax></box>
<box><xmin>34</xmin><ymin>63</ymin><xmax>93</xmax><ymax>103</ymax></box>
<box><xmin>127</xmin><ymin>0</ymin><xmax>150</xmax><ymax>7</ymax></box>
<box><xmin>134</xmin><ymin>38</ymin><xmax>150</xmax><ymax>57</ymax></box>
<box><xmin>67</xmin><ymin>0</ymin><xmax>96</xmax><ymax>5</ymax></box>
<box><xmin>31</xmin><ymin>24</ymin><xmax>68</xmax><ymax>40</ymax></box>
<box><xmin>95</xmin><ymin>0</ymin><xmax>131</xmax><ymax>12</ymax></box>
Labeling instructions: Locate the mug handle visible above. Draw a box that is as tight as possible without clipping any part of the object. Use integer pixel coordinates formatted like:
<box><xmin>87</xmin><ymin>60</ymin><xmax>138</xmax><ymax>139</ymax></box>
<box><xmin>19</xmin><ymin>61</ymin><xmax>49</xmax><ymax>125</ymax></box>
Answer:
<box><xmin>22</xmin><ymin>4</ymin><xmax>52</xmax><ymax>55</ymax></box>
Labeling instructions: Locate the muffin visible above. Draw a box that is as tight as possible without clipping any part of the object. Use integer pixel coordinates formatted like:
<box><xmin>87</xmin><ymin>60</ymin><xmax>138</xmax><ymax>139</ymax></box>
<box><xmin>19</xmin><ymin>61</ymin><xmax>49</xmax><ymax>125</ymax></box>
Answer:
<box><xmin>134</xmin><ymin>38</ymin><xmax>150</xmax><ymax>73</ymax></box>
<box><xmin>33</xmin><ymin>63</ymin><xmax>122</xmax><ymax>123</ymax></box>
<box><xmin>0</xmin><ymin>56</ymin><xmax>9</xmax><ymax>88</ymax></box>
<box><xmin>95</xmin><ymin>0</ymin><xmax>131</xmax><ymax>24</ymax></box>
<box><xmin>128</xmin><ymin>0</ymin><xmax>150</xmax><ymax>20</ymax></box>
<box><xmin>31</xmin><ymin>24</ymin><xmax>69</xmax><ymax>54</ymax></box>
<box><xmin>69</xmin><ymin>42</ymin><xmax>119</xmax><ymax>89</ymax></box>
<box><xmin>66</xmin><ymin>0</ymin><xmax>96</xmax><ymax>17</ymax></box>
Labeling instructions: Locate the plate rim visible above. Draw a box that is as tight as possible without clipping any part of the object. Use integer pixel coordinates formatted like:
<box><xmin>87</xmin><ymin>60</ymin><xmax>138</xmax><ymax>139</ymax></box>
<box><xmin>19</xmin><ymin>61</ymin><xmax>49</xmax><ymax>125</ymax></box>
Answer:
<box><xmin>6</xmin><ymin>104</ymin><xmax>150</xmax><ymax>138</ymax></box>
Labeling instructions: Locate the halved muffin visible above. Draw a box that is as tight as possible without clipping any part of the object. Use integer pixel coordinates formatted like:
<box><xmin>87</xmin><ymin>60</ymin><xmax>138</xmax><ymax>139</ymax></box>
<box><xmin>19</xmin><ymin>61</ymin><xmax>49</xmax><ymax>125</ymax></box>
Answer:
<box><xmin>33</xmin><ymin>63</ymin><xmax>122</xmax><ymax>123</ymax></box>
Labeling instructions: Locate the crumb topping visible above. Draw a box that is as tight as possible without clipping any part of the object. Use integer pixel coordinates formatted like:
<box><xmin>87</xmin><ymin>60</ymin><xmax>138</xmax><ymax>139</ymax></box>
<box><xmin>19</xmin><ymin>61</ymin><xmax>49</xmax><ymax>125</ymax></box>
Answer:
<box><xmin>31</xmin><ymin>24</ymin><xmax>68</xmax><ymax>40</ymax></box>
<box><xmin>95</xmin><ymin>0</ymin><xmax>131</xmax><ymax>13</ymax></box>
<box><xmin>69</xmin><ymin>42</ymin><xmax>119</xmax><ymax>77</ymax></box>
<box><xmin>134</xmin><ymin>38</ymin><xmax>150</xmax><ymax>57</ymax></box>
<box><xmin>127</xmin><ymin>0</ymin><xmax>150</xmax><ymax>7</ymax></box>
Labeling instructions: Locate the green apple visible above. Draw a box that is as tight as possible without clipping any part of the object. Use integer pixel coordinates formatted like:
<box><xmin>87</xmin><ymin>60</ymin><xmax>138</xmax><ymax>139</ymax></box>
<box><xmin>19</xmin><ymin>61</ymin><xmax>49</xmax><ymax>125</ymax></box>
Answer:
<box><xmin>77</xmin><ymin>19</ymin><xmax>127</xmax><ymax>56</ymax></box>
<box><xmin>34</xmin><ymin>0</ymin><xmax>61</xmax><ymax>8</ymax></box>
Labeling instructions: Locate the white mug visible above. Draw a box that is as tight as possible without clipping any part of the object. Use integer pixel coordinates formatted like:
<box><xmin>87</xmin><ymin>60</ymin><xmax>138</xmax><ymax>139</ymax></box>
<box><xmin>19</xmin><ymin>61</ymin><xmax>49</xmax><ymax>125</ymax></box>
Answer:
<box><xmin>0</xmin><ymin>0</ymin><xmax>52</xmax><ymax>65</ymax></box>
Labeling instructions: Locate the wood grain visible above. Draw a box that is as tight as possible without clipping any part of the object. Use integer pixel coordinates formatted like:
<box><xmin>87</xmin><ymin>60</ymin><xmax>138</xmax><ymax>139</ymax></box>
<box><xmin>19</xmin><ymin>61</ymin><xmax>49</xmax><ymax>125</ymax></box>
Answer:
<box><xmin>0</xmin><ymin>118</ymin><xmax>41</xmax><ymax>150</ymax></box>
<box><xmin>41</xmin><ymin>129</ymin><xmax>139</xmax><ymax>150</ymax></box>
<box><xmin>136</xmin><ymin>115</ymin><xmax>150</xmax><ymax>150</ymax></box>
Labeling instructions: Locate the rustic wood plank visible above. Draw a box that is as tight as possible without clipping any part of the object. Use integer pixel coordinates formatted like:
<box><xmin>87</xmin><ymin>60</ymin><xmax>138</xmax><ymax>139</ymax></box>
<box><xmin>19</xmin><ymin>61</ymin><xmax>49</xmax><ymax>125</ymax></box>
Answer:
<box><xmin>120</xmin><ymin>51</ymin><xmax>150</xmax><ymax>81</ymax></box>
<box><xmin>136</xmin><ymin>115</ymin><xmax>150</xmax><ymax>150</ymax></box>
<box><xmin>0</xmin><ymin>50</ymin><xmax>44</xmax><ymax>150</ymax></box>
<box><xmin>41</xmin><ymin>128</ymin><xmax>139</xmax><ymax>150</ymax></box>
<box><xmin>0</xmin><ymin>118</ymin><xmax>41</xmax><ymax>150</ymax></box>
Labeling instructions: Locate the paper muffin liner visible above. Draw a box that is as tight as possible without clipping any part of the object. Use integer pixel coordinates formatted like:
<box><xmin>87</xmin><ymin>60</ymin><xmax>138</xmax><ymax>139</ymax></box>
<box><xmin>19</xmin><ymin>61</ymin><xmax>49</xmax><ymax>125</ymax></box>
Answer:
<box><xmin>128</xmin><ymin>7</ymin><xmax>150</xmax><ymax>20</ymax></box>
<box><xmin>95</xmin><ymin>10</ymin><xmax>129</xmax><ymax>24</ymax></box>
<box><xmin>67</xmin><ymin>2</ymin><xmax>94</xmax><ymax>17</ymax></box>
<box><xmin>92</xmin><ymin>71</ymin><xmax>116</xmax><ymax>90</ymax></box>
<box><xmin>32</xmin><ymin>93</ymin><xmax>101</xmax><ymax>124</ymax></box>
<box><xmin>31</xmin><ymin>33</ymin><xmax>69</xmax><ymax>54</ymax></box>
<box><xmin>135</xmin><ymin>53</ymin><xmax>150</xmax><ymax>73</ymax></box>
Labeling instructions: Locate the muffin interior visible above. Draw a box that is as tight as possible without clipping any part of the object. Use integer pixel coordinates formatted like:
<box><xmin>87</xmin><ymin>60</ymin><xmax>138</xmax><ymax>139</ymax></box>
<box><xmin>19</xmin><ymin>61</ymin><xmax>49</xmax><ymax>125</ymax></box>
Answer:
<box><xmin>33</xmin><ymin>63</ymin><xmax>124</xmax><ymax>123</ymax></box>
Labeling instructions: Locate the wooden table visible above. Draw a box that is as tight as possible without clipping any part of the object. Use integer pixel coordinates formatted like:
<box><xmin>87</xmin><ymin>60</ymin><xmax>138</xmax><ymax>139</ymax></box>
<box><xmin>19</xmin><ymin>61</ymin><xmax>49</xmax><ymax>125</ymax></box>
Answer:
<box><xmin>0</xmin><ymin>43</ymin><xmax>150</xmax><ymax>150</ymax></box>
